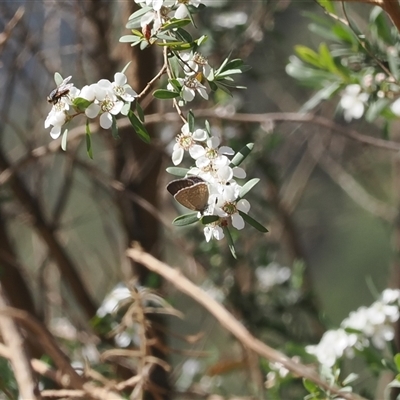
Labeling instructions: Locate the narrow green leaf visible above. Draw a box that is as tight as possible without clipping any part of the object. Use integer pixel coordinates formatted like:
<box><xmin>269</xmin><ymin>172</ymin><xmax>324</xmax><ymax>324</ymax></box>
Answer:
<box><xmin>153</xmin><ymin>89</ymin><xmax>180</xmax><ymax>99</ymax></box>
<box><xmin>230</xmin><ymin>143</ymin><xmax>254</xmax><ymax>167</ymax></box>
<box><xmin>128</xmin><ymin>110</ymin><xmax>151</xmax><ymax>143</ymax></box>
<box><xmin>61</xmin><ymin>129</ymin><xmax>68</xmax><ymax>151</ymax></box>
<box><xmin>223</xmin><ymin>226</ymin><xmax>237</xmax><ymax>259</ymax></box>
<box><xmin>394</xmin><ymin>354</ymin><xmax>400</xmax><ymax>372</ymax></box>
<box><xmin>205</xmin><ymin>120</ymin><xmax>211</xmax><ymax>136</ymax></box>
<box><xmin>188</xmin><ymin>110</ymin><xmax>195</xmax><ymax>132</ymax></box>
<box><xmin>86</xmin><ymin>119</ymin><xmax>93</xmax><ymax>159</ymax></box>
<box><xmin>172</xmin><ymin>213</ymin><xmax>200</xmax><ymax>226</ymax></box>
<box><xmin>54</xmin><ymin>72</ymin><xmax>63</xmax><ymax>85</ymax></box>
<box><xmin>140</xmin><ymin>40</ymin><xmax>149</xmax><ymax>50</ymax></box>
<box><xmin>175</xmin><ymin>28</ymin><xmax>193</xmax><ymax>43</ymax></box>
<box><xmin>239</xmin><ymin>211</ymin><xmax>268</xmax><ymax>233</ymax></box>
<box><xmin>121</xmin><ymin>61</ymin><xmax>132</xmax><ymax>75</ymax></box>
<box><xmin>160</xmin><ymin>18</ymin><xmax>191</xmax><ymax>31</ymax></box>
<box><xmin>200</xmin><ymin>215</ymin><xmax>219</xmax><ymax>225</ymax></box>
<box><xmin>365</xmin><ymin>98</ymin><xmax>390</xmax><ymax>122</ymax></box>
<box><xmin>119</xmin><ymin>35</ymin><xmax>142</xmax><ymax>43</ymax></box>
<box><xmin>111</xmin><ymin>116</ymin><xmax>119</xmax><ymax>140</ymax></box>
<box><xmin>239</xmin><ymin>178</ymin><xmax>259</xmax><ymax>199</ymax></box>
<box><xmin>166</xmin><ymin>167</ymin><xmax>189</xmax><ymax>177</ymax></box>
<box><xmin>300</xmin><ymin>81</ymin><xmax>341</xmax><ymax>112</ymax></box>
<box><xmin>136</xmin><ymin>102</ymin><xmax>145</xmax><ymax>122</ymax></box>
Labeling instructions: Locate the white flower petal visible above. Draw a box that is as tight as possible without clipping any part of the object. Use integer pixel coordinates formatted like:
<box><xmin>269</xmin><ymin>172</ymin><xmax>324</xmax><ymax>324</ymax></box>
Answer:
<box><xmin>237</xmin><ymin>199</ymin><xmax>250</xmax><ymax>213</ymax></box>
<box><xmin>189</xmin><ymin>144</ymin><xmax>206</xmax><ymax>159</ymax></box>
<box><xmin>114</xmin><ymin>72</ymin><xmax>127</xmax><ymax>86</ymax></box>
<box><xmin>50</xmin><ymin>126</ymin><xmax>62</xmax><ymax>139</ymax></box>
<box><xmin>172</xmin><ymin>148</ymin><xmax>184</xmax><ymax>165</ymax></box>
<box><xmin>100</xmin><ymin>112</ymin><xmax>113</xmax><ymax>129</ymax></box>
<box><xmin>231</xmin><ymin>213</ymin><xmax>245</xmax><ymax>230</ymax></box>
<box><xmin>85</xmin><ymin>103</ymin><xmax>101</xmax><ymax>119</ymax></box>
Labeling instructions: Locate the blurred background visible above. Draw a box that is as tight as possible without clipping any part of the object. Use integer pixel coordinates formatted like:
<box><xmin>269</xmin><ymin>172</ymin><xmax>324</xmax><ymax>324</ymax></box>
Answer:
<box><xmin>0</xmin><ymin>0</ymin><xmax>395</xmax><ymax>398</ymax></box>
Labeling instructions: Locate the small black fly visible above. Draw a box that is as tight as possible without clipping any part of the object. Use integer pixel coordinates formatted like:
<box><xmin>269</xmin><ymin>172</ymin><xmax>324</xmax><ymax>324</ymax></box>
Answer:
<box><xmin>47</xmin><ymin>76</ymin><xmax>73</xmax><ymax>105</ymax></box>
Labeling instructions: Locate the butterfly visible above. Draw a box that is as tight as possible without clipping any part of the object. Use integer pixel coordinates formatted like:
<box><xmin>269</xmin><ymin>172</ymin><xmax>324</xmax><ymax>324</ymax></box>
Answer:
<box><xmin>167</xmin><ymin>176</ymin><xmax>209</xmax><ymax>212</ymax></box>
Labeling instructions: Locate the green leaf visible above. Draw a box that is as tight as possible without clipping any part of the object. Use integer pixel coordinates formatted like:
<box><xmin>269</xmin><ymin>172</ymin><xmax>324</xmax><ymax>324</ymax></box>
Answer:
<box><xmin>239</xmin><ymin>178</ymin><xmax>259</xmax><ymax>199</ymax></box>
<box><xmin>394</xmin><ymin>354</ymin><xmax>400</xmax><ymax>372</ymax></box>
<box><xmin>111</xmin><ymin>115</ymin><xmax>119</xmax><ymax>140</ymax></box>
<box><xmin>239</xmin><ymin>211</ymin><xmax>268</xmax><ymax>233</ymax></box>
<box><xmin>201</xmin><ymin>215</ymin><xmax>219</xmax><ymax>225</ymax></box>
<box><xmin>188</xmin><ymin>110</ymin><xmax>195</xmax><ymax>132</ymax></box>
<box><xmin>128</xmin><ymin>110</ymin><xmax>151</xmax><ymax>143</ymax></box>
<box><xmin>365</xmin><ymin>98</ymin><xmax>390</xmax><ymax>122</ymax></box>
<box><xmin>175</xmin><ymin>28</ymin><xmax>193</xmax><ymax>44</ymax></box>
<box><xmin>73</xmin><ymin>97</ymin><xmax>92</xmax><ymax>111</ymax></box>
<box><xmin>370</xmin><ymin>6</ymin><xmax>394</xmax><ymax>45</ymax></box>
<box><xmin>127</xmin><ymin>7</ymin><xmax>152</xmax><ymax>29</ymax></box>
<box><xmin>153</xmin><ymin>89</ymin><xmax>180</xmax><ymax>99</ymax></box>
<box><xmin>121</xmin><ymin>61</ymin><xmax>132</xmax><ymax>75</ymax></box>
<box><xmin>295</xmin><ymin>45</ymin><xmax>322</xmax><ymax>68</ymax></box>
<box><xmin>86</xmin><ymin>119</ymin><xmax>93</xmax><ymax>159</ymax></box>
<box><xmin>119</xmin><ymin>35</ymin><xmax>142</xmax><ymax>44</ymax></box>
<box><xmin>223</xmin><ymin>226</ymin><xmax>237</xmax><ymax>259</ymax></box>
<box><xmin>136</xmin><ymin>102</ymin><xmax>145</xmax><ymax>122</ymax></box>
<box><xmin>300</xmin><ymin>81</ymin><xmax>341</xmax><ymax>112</ymax></box>
<box><xmin>196</xmin><ymin>35</ymin><xmax>208</xmax><ymax>46</ymax></box>
<box><xmin>140</xmin><ymin>40</ymin><xmax>149</xmax><ymax>50</ymax></box>
<box><xmin>303</xmin><ymin>378</ymin><xmax>319</xmax><ymax>394</ymax></box>
<box><xmin>160</xmin><ymin>18</ymin><xmax>191</xmax><ymax>31</ymax></box>
<box><xmin>230</xmin><ymin>143</ymin><xmax>254</xmax><ymax>167</ymax></box>
<box><xmin>54</xmin><ymin>72</ymin><xmax>63</xmax><ymax>85</ymax></box>
<box><xmin>166</xmin><ymin>167</ymin><xmax>189</xmax><ymax>177</ymax></box>
<box><xmin>61</xmin><ymin>129</ymin><xmax>68</xmax><ymax>151</ymax></box>
<box><xmin>172</xmin><ymin>213</ymin><xmax>200</xmax><ymax>226</ymax></box>
<box><xmin>205</xmin><ymin>120</ymin><xmax>211</xmax><ymax>136</ymax></box>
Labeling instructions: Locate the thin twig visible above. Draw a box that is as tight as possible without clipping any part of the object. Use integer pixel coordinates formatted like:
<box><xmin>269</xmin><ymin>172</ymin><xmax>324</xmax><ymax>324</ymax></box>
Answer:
<box><xmin>0</xmin><ymin>286</ymin><xmax>38</xmax><ymax>400</ymax></box>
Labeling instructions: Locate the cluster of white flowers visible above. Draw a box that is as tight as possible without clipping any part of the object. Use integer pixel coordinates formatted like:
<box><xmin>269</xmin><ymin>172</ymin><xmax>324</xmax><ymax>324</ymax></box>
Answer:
<box><xmin>255</xmin><ymin>262</ymin><xmax>291</xmax><ymax>291</ymax></box>
<box><xmin>172</xmin><ymin>122</ymin><xmax>250</xmax><ymax>242</ymax></box>
<box><xmin>45</xmin><ymin>72</ymin><xmax>137</xmax><ymax>139</ymax></box>
<box><xmin>96</xmin><ymin>283</ymin><xmax>131</xmax><ymax>317</ymax></box>
<box><xmin>306</xmin><ymin>288</ymin><xmax>400</xmax><ymax>367</ymax></box>
<box><xmin>135</xmin><ymin>0</ymin><xmax>203</xmax><ymax>31</ymax></box>
<box><xmin>339</xmin><ymin>84</ymin><xmax>369</xmax><ymax>122</ymax></box>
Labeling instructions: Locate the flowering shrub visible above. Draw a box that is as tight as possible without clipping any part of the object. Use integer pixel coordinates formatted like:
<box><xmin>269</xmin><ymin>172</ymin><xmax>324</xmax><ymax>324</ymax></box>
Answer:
<box><xmin>44</xmin><ymin>0</ymin><xmax>266</xmax><ymax>257</ymax></box>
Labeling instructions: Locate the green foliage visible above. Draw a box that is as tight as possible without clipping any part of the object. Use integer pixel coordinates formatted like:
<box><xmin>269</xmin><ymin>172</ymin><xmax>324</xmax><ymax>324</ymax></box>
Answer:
<box><xmin>287</xmin><ymin>6</ymin><xmax>400</xmax><ymax>125</ymax></box>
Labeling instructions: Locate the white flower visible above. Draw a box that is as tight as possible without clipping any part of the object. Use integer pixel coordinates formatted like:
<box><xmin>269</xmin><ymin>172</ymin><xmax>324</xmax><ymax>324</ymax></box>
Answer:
<box><xmin>174</xmin><ymin>0</ymin><xmax>203</xmax><ymax>19</ymax></box>
<box><xmin>85</xmin><ymin>80</ymin><xmax>124</xmax><ymax>129</ymax></box>
<box><xmin>45</xmin><ymin>101</ymin><xmax>69</xmax><ymax>139</ymax></box>
<box><xmin>381</xmin><ymin>288</ymin><xmax>400</xmax><ymax>304</ymax></box>
<box><xmin>306</xmin><ymin>329</ymin><xmax>357</xmax><ymax>367</ymax></box>
<box><xmin>97</xmin><ymin>283</ymin><xmax>131</xmax><ymax>317</ymax></box>
<box><xmin>340</xmin><ymin>84</ymin><xmax>369</xmax><ymax>122</ymax></box>
<box><xmin>181</xmin><ymin>52</ymin><xmax>212</xmax><ymax>79</ymax></box>
<box><xmin>255</xmin><ymin>262</ymin><xmax>291</xmax><ymax>291</ymax></box>
<box><xmin>193</xmin><ymin>136</ymin><xmax>234</xmax><ymax>169</ymax></box>
<box><xmin>112</xmin><ymin>72</ymin><xmax>137</xmax><ymax>103</ymax></box>
<box><xmin>210</xmin><ymin>185</ymin><xmax>250</xmax><ymax>230</ymax></box>
<box><xmin>135</xmin><ymin>0</ymin><xmax>164</xmax><ymax>11</ymax></box>
<box><xmin>391</xmin><ymin>97</ymin><xmax>400</xmax><ymax>116</ymax></box>
<box><xmin>204</xmin><ymin>223</ymin><xmax>224</xmax><ymax>242</ymax></box>
<box><xmin>177</xmin><ymin>76</ymin><xmax>208</xmax><ymax>102</ymax></box>
<box><xmin>172</xmin><ymin>123</ymin><xmax>207</xmax><ymax>165</ymax></box>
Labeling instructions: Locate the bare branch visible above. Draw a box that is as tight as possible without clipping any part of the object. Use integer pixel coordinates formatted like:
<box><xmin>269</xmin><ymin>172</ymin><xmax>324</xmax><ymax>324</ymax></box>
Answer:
<box><xmin>0</xmin><ymin>286</ymin><xmax>38</xmax><ymax>400</ymax></box>
<box><xmin>126</xmin><ymin>246</ymin><xmax>367</xmax><ymax>400</ymax></box>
